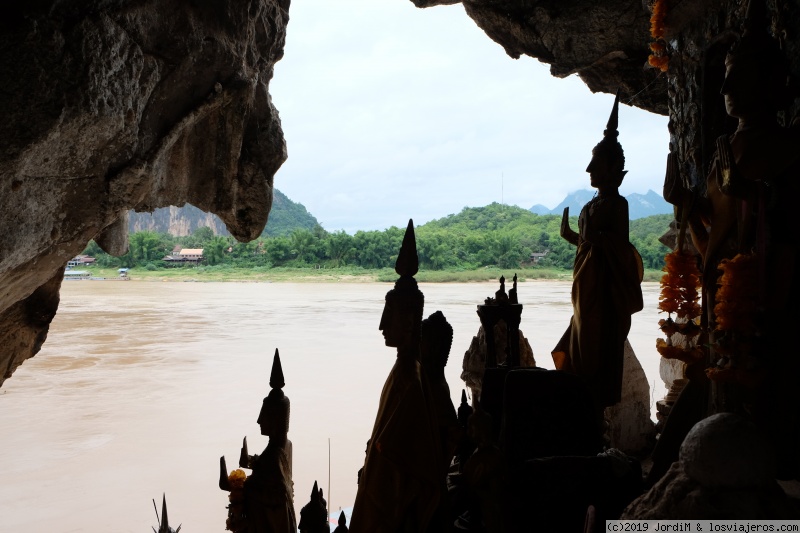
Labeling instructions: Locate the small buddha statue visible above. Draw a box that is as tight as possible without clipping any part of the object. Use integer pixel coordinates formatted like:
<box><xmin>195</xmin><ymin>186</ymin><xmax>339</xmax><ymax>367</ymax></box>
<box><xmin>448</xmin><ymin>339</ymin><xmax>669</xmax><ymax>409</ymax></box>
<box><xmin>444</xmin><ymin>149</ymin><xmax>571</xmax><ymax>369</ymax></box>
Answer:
<box><xmin>552</xmin><ymin>90</ymin><xmax>644</xmax><ymax>418</ymax></box>
<box><xmin>152</xmin><ymin>494</ymin><xmax>181</xmax><ymax>533</ymax></box>
<box><xmin>463</xmin><ymin>408</ymin><xmax>505</xmax><ymax>533</ymax></box>
<box><xmin>494</xmin><ymin>276</ymin><xmax>509</xmax><ymax>304</ymax></box>
<box><xmin>220</xmin><ymin>349</ymin><xmax>297</xmax><ymax>533</ymax></box>
<box><xmin>332</xmin><ymin>510</ymin><xmax>349</xmax><ymax>533</ymax></box>
<box><xmin>457</xmin><ymin>390</ymin><xmax>473</xmax><ymax>430</ymax></box>
<box><xmin>350</xmin><ymin>220</ymin><xmax>443</xmax><ymax>533</ymax></box>
<box><xmin>508</xmin><ymin>274</ymin><xmax>519</xmax><ymax>305</ymax></box>
<box><xmin>298</xmin><ymin>481</ymin><xmax>328</xmax><ymax>533</ymax></box>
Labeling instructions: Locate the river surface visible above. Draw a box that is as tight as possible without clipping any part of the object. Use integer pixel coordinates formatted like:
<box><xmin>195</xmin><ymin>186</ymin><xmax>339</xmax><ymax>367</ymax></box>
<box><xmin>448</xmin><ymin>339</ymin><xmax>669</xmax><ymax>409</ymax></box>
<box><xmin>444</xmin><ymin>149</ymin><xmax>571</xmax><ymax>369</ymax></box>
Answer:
<box><xmin>0</xmin><ymin>280</ymin><xmax>663</xmax><ymax>532</ymax></box>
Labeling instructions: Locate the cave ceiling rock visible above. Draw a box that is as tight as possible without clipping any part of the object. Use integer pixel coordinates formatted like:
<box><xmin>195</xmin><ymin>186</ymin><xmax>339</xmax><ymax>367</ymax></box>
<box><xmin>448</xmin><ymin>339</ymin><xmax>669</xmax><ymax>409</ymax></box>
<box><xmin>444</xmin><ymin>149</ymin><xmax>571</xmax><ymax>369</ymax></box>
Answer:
<box><xmin>412</xmin><ymin>0</ymin><xmax>670</xmax><ymax>115</ymax></box>
<box><xmin>0</xmin><ymin>0</ymin><xmax>289</xmax><ymax>386</ymax></box>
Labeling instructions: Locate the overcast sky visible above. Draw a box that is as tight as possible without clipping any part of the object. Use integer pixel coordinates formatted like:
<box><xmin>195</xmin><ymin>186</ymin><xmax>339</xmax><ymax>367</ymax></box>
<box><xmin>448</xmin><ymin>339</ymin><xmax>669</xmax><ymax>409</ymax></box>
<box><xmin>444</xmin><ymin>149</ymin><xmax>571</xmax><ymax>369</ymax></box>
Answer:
<box><xmin>270</xmin><ymin>1</ymin><xmax>670</xmax><ymax>234</ymax></box>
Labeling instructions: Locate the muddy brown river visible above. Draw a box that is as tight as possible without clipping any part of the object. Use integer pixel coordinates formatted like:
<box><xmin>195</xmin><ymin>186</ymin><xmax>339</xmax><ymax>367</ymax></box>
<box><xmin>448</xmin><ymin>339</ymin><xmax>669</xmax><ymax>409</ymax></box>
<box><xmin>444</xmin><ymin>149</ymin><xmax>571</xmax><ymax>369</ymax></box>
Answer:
<box><xmin>0</xmin><ymin>280</ymin><xmax>663</xmax><ymax>531</ymax></box>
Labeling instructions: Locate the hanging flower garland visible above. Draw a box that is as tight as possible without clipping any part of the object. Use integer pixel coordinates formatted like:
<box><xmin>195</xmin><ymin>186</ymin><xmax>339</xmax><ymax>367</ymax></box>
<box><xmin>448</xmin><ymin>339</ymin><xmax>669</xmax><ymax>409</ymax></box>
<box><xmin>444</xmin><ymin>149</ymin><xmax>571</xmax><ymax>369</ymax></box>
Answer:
<box><xmin>656</xmin><ymin>249</ymin><xmax>703</xmax><ymax>364</ymax></box>
<box><xmin>225</xmin><ymin>469</ymin><xmax>248</xmax><ymax>532</ymax></box>
<box><xmin>648</xmin><ymin>0</ymin><xmax>670</xmax><ymax>72</ymax></box>
<box><xmin>706</xmin><ymin>253</ymin><xmax>764</xmax><ymax>386</ymax></box>
<box><xmin>713</xmin><ymin>253</ymin><xmax>758</xmax><ymax>335</ymax></box>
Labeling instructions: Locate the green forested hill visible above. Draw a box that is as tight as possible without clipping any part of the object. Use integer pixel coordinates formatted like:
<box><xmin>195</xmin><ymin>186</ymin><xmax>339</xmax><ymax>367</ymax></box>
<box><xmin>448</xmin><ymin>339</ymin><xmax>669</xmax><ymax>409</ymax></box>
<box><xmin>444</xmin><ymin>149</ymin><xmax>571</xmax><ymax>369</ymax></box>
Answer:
<box><xmin>91</xmin><ymin>202</ymin><xmax>673</xmax><ymax>272</ymax></box>
<box><xmin>262</xmin><ymin>189</ymin><xmax>320</xmax><ymax>237</ymax></box>
<box><xmin>417</xmin><ymin>204</ymin><xmax>672</xmax><ymax>270</ymax></box>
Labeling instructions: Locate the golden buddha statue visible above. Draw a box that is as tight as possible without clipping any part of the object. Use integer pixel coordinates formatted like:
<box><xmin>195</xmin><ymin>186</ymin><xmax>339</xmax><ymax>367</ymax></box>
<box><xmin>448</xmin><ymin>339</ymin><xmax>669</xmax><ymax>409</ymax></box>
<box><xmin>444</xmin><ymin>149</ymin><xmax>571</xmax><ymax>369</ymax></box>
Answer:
<box><xmin>552</xmin><ymin>91</ymin><xmax>644</xmax><ymax>415</ymax></box>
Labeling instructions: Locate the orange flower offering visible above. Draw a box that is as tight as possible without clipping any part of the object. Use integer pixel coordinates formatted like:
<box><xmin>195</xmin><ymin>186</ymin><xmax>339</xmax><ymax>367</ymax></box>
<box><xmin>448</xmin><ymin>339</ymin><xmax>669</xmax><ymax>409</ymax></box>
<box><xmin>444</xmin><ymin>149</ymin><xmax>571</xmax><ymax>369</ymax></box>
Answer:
<box><xmin>650</xmin><ymin>0</ymin><xmax>667</xmax><ymax>38</ymax></box>
<box><xmin>648</xmin><ymin>0</ymin><xmax>669</xmax><ymax>71</ymax></box>
<box><xmin>659</xmin><ymin>317</ymin><xmax>679</xmax><ymax>336</ymax></box>
<box><xmin>656</xmin><ymin>338</ymin><xmax>704</xmax><ymax>363</ymax></box>
<box><xmin>659</xmin><ymin>250</ymin><xmax>701</xmax><ymax>319</ymax></box>
<box><xmin>228</xmin><ymin>469</ymin><xmax>247</xmax><ymax>490</ymax></box>
<box><xmin>226</xmin><ymin>469</ymin><xmax>247</xmax><ymax>531</ymax></box>
<box><xmin>659</xmin><ymin>317</ymin><xmax>700</xmax><ymax>337</ymax></box>
<box><xmin>648</xmin><ymin>54</ymin><xmax>669</xmax><ymax>72</ymax></box>
<box><xmin>657</xmin><ymin>249</ymin><xmax>703</xmax><ymax>362</ymax></box>
<box><xmin>714</xmin><ymin>253</ymin><xmax>758</xmax><ymax>334</ymax></box>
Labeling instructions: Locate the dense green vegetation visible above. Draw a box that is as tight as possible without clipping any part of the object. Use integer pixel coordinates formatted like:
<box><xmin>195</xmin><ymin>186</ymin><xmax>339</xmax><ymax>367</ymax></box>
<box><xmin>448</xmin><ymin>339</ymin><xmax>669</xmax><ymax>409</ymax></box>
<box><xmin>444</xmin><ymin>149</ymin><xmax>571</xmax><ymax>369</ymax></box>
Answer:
<box><xmin>82</xmin><ymin>203</ymin><xmax>672</xmax><ymax>274</ymax></box>
<box><xmin>262</xmin><ymin>189</ymin><xmax>320</xmax><ymax>237</ymax></box>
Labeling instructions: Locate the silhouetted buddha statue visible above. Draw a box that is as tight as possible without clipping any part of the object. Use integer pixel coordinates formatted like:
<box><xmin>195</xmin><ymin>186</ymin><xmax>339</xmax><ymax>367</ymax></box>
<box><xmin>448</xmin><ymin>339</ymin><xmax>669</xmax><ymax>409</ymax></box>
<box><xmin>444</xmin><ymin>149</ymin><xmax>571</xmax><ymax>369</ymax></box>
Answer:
<box><xmin>552</xmin><ymin>91</ymin><xmax>644</xmax><ymax>415</ymax></box>
<box><xmin>420</xmin><ymin>310</ymin><xmax>459</xmax><ymax>532</ymax></box>
<box><xmin>152</xmin><ymin>494</ymin><xmax>181</xmax><ymax>533</ymax></box>
<box><xmin>332</xmin><ymin>510</ymin><xmax>349</xmax><ymax>533</ymax></box>
<box><xmin>455</xmin><ymin>389</ymin><xmax>476</xmax><ymax>465</ymax></box>
<box><xmin>463</xmin><ymin>407</ymin><xmax>505</xmax><ymax>533</ymax></box>
<box><xmin>457</xmin><ymin>389</ymin><xmax>473</xmax><ymax>429</ymax></box>
<box><xmin>350</xmin><ymin>219</ymin><xmax>442</xmax><ymax>533</ymax></box>
<box><xmin>298</xmin><ymin>481</ymin><xmax>328</xmax><ymax>533</ymax></box>
<box><xmin>221</xmin><ymin>349</ymin><xmax>297</xmax><ymax>533</ymax></box>
<box><xmin>421</xmin><ymin>310</ymin><xmax>459</xmax><ymax>473</ymax></box>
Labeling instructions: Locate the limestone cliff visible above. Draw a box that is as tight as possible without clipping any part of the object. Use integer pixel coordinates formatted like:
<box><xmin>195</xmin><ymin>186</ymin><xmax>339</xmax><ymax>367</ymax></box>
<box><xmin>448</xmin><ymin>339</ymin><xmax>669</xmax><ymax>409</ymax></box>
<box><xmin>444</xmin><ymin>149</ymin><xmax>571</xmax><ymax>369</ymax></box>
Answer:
<box><xmin>0</xmin><ymin>1</ymin><xmax>289</xmax><ymax>386</ymax></box>
<box><xmin>127</xmin><ymin>189</ymin><xmax>321</xmax><ymax>237</ymax></box>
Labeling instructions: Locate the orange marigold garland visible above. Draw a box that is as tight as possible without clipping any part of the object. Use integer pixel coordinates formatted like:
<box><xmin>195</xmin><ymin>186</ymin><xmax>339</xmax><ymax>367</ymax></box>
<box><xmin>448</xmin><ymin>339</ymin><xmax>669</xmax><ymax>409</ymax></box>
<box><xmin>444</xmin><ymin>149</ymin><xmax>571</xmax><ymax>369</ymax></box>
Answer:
<box><xmin>706</xmin><ymin>253</ymin><xmax>763</xmax><ymax>387</ymax></box>
<box><xmin>226</xmin><ymin>469</ymin><xmax>247</xmax><ymax>532</ymax></box>
<box><xmin>656</xmin><ymin>250</ymin><xmax>703</xmax><ymax>363</ymax></box>
<box><xmin>713</xmin><ymin>253</ymin><xmax>758</xmax><ymax>335</ymax></box>
<box><xmin>648</xmin><ymin>0</ymin><xmax>669</xmax><ymax>72</ymax></box>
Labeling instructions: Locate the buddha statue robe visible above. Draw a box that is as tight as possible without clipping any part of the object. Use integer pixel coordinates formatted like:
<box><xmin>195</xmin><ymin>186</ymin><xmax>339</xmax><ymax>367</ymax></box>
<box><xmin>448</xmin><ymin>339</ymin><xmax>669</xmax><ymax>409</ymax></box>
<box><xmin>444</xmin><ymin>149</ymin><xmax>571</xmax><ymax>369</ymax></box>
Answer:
<box><xmin>243</xmin><ymin>441</ymin><xmax>297</xmax><ymax>533</ymax></box>
<box><xmin>350</xmin><ymin>356</ymin><xmax>442</xmax><ymax>533</ymax></box>
<box><xmin>553</xmin><ymin>193</ymin><xmax>643</xmax><ymax>408</ymax></box>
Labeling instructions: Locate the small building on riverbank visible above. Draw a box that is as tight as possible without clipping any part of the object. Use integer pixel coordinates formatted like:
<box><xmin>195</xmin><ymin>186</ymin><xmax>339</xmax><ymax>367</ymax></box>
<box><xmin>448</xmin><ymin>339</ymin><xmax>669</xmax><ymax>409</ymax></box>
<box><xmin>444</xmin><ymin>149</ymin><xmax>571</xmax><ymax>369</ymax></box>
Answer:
<box><xmin>163</xmin><ymin>248</ymin><xmax>204</xmax><ymax>265</ymax></box>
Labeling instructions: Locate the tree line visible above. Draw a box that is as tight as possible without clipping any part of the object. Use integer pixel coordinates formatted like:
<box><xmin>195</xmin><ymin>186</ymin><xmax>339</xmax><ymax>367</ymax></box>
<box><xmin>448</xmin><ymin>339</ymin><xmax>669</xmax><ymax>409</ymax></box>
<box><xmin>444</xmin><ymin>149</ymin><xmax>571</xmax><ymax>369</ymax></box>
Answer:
<box><xmin>82</xmin><ymin>204</ymin><xmax>672</xmax><ymax>271</ymax></box>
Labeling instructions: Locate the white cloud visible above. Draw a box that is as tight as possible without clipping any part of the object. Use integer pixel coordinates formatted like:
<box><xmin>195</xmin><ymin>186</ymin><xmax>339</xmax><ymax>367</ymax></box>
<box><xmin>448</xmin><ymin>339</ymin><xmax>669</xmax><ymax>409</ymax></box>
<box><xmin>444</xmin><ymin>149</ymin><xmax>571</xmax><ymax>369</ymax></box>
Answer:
<box><xmin>271</xmin><ymin>0</ymin><xmax>669</xmax><ymax>233</ymax></box>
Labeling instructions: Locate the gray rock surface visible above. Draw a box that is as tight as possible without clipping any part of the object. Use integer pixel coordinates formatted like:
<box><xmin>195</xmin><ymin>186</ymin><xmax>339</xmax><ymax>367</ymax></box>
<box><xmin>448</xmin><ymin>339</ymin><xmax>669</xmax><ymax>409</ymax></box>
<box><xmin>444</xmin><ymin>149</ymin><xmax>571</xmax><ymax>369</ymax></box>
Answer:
<box><xmin>622</xmin><ymin>461</ymin><xmax>796</xmax><ymax>520</ymax></box>
<box><xmin>623</xmin><ymin>414</ymin><xmax>795</xmax><ymax>519</ymax></box>
<box><xmin>607</xmin><ymin>340</ymin><xmax>656</xmax><ymax>456</ymax></box>
<box><xmin>461</xmin><ymin>323</ymin><xmax>536</xmax><ymax>400</ymax></box>
<box><xmin>681</xmin><ymin>413</ymin><xmax>776</xmax><ymax>489</ymax></box>
<box><xmin>0</xmin><ymin>0</ymin><xmax>289</xmax><ymax>386</ymax></box>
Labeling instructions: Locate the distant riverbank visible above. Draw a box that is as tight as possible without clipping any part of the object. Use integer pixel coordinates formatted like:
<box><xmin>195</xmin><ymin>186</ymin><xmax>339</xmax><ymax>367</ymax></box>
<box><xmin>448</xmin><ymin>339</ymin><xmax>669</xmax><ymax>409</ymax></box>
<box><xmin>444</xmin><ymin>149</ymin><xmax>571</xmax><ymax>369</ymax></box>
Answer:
<box><xmin>75</xmin><ymin>265</ymin><xmax>665</xmax><ymax>283</ymax></box>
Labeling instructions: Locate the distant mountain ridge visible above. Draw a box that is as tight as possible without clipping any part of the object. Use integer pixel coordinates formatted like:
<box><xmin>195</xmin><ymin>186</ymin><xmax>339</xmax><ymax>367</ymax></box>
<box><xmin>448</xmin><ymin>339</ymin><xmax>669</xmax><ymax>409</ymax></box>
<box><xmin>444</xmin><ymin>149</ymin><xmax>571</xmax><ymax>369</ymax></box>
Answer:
<box><xmin>128</xmin><ymin>189</ymin><xmax>320</xmax><ymax>237</ymax></box>
<box><xmin>530</xmin><ymin>190</ymin><xmax>672</xmax><ymax>220</ymax></box>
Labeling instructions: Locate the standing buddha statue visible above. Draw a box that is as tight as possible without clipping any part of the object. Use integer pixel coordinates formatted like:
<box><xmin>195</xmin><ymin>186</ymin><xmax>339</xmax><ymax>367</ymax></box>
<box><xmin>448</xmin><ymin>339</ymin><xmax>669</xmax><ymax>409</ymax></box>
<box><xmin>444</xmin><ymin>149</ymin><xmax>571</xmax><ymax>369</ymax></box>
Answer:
<box><xmin>219</xmin><ymin>349</ymin><xmax>297</xmax><ymax>533</ymax></box>
<box><xmin>350</xmin><ymin>220</ymin><xmax>442</xmax><ymax>533</ymax></box>
<box><xmin>552</xmin><ymin>91</ymin><xmax>644</xmax><ymax>419</ymax></box>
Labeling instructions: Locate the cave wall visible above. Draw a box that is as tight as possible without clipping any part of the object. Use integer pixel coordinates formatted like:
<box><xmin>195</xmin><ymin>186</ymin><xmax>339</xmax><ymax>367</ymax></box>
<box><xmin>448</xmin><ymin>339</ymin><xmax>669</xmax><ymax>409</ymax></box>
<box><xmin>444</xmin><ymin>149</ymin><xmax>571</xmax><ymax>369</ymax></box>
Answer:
<box><xmin>0</xmin><ymin>0</ymin><xmax>289</xmax><ymax>386</ymax></box>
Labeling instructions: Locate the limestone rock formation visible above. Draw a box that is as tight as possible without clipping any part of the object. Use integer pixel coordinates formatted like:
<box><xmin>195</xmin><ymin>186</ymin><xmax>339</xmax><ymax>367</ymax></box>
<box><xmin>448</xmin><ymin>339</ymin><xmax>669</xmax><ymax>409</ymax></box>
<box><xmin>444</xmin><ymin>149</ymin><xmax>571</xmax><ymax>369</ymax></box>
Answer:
<box><xmin>0</xmin><ymin>0</ymin><xmax>289</xmax><ymax>386</ymax></box>
<box><xmin>129</xmin><ymin>205</ymin><xmax>231</xmax><ymax>237</ymax></box>
<box><xmin>461</xmin><ymin>323</ymin><xmax>535</xmax><ymax>401</ymax></box>
<box><xmin>622</xmin><ymin>413</ymin><xmax>795</xmax><ymax>519</ymax></box>
<box><xmin>410</xmin><ymin>0</ymin><xmax>668</xmax><ymax>115</ymax></box>
<box><xmin>607</xmin><ymin>340</ymin><xmax>656</xmax><ymax>456</ymax></box>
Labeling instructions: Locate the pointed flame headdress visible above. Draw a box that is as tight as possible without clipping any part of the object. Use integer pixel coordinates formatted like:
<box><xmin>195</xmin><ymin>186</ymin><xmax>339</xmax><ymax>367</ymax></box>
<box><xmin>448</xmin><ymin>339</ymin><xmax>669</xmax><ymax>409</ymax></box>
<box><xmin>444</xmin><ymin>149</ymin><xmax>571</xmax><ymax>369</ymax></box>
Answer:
<box><xmin>257</xmin><ymin>348</ymin><xmax>290</xmax><ymax>430</ymax></box>
<box><xmin>593</xmin><ymin>89</ymin><xmax>627</xmax><ymax>183</ymax></box>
